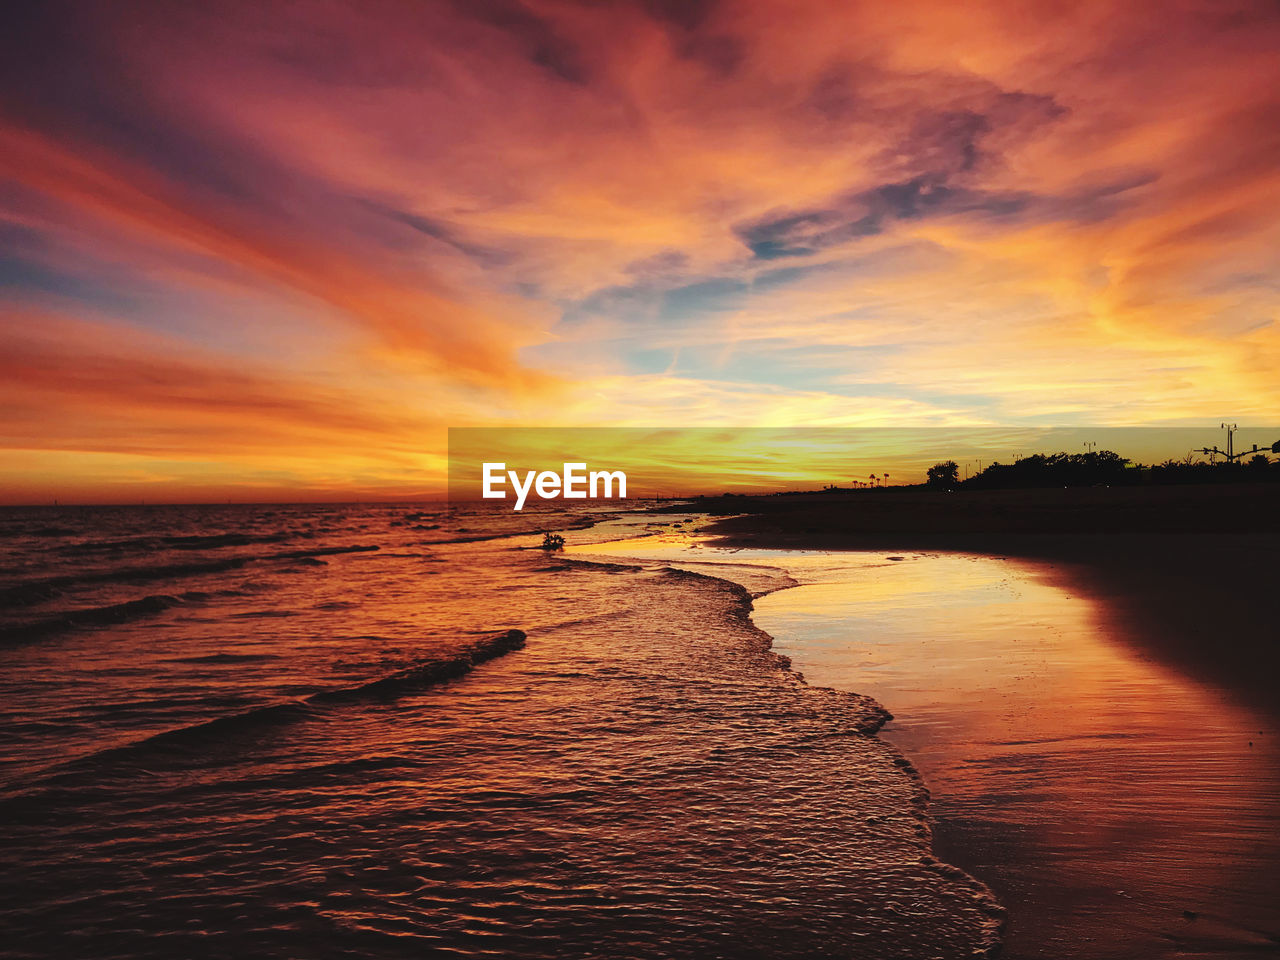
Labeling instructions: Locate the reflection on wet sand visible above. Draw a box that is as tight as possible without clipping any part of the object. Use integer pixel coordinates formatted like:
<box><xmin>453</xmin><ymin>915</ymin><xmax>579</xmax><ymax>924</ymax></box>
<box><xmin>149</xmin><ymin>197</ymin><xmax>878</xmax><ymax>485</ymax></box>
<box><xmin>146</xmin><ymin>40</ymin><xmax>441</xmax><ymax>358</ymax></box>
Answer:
<box><xmin>576</xmin><ymin>531</ymin><xmax>1280</xmax><ymax>960</ymax></box>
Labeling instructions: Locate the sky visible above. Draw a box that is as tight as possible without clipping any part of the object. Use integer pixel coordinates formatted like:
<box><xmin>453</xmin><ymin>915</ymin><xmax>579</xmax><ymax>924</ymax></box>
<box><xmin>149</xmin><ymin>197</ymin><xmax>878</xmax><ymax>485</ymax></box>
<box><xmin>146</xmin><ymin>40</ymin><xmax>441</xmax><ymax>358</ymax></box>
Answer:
<box><xmin>1</xmin><ymin>0</ymin><xmax>1278</xmax><ymax>502</ymax></box>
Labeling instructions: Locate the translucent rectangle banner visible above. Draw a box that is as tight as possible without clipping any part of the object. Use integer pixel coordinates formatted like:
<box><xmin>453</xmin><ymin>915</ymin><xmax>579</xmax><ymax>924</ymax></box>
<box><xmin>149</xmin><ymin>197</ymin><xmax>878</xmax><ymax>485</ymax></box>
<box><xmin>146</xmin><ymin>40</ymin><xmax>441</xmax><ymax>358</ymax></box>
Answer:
<box><xmin>448</xmin><ymin>426</ymin><xmax>1280</xmax><ymax>506</ymax></box>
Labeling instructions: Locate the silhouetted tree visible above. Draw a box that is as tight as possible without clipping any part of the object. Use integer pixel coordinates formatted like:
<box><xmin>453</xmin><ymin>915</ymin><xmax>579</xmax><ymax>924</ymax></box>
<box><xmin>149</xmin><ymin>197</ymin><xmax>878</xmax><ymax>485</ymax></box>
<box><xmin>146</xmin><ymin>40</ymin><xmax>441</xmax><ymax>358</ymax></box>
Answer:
<box><xmin>926</xmin><ymin>461</ymin><xmax>960</xmax><ymax>489</ymax></box>
<box><xmin>965</xmin><ymin>450</ymin><xmax>1130</xmax><ymax>489</ymax></box>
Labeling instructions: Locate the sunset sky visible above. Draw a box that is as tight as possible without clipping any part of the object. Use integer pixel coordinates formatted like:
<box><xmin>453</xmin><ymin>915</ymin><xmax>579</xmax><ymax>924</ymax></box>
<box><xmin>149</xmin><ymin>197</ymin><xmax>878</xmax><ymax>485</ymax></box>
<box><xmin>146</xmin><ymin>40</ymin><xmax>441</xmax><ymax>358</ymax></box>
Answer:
<box><xmin>2</xmin><ymin>0</ymin><xmax>1278</xmax><ymax>502</ymax></box>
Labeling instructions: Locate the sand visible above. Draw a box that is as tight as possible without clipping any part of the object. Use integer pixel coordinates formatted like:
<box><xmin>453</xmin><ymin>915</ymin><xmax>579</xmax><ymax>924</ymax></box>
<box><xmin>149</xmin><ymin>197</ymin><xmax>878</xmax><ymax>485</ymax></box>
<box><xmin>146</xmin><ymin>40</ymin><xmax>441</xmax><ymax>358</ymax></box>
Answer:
<box><xmin>678</xmin><ymin>485</ymin><xmax>1280</xmax><ymax>719</ymax></box>
<box><xmin>601</xmin><ymin>492</ymin><xmax>1280</xmax><ymax>956</ymax></box>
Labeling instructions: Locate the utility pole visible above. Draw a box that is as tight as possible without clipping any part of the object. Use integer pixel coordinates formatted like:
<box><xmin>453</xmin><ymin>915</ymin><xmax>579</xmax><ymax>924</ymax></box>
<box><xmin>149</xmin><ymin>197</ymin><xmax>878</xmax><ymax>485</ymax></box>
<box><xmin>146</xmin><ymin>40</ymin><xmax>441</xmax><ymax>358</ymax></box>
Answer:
<box><xmin>1194</xmin><ymin>422</ymin><xmax>1278</xmax><ymax>463</ymax></box>
<box><xmin>1083</xmin><ymin>441</ymin><xmax>1096</xmax><ymax>453</ymax></box>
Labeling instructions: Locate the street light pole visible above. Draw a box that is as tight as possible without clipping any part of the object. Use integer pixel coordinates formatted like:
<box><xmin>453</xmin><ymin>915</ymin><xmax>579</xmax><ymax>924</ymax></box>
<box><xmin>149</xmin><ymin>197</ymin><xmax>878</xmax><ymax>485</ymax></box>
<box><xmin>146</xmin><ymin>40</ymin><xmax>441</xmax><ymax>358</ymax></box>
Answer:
<box><xmin>1221</xmin><ymin>422</ymin><xmax>1237</xmax><ymax>461</ymax></box>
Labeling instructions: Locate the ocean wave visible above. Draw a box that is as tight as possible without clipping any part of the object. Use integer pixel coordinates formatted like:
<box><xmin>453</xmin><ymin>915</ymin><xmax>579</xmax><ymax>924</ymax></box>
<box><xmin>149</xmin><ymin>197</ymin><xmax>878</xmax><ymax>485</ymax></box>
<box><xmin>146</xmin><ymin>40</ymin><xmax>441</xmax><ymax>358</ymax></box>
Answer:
<box><xmin>0</xmin><ymin>581</ymin><xmax>64</xmax><ymax>609</ymax></box>
<box><xmin>311</xmin><ymin>629</ymin><xmax>526</xmax><ymax>704</ymax></box>
<box><xmin>652</xmin><ymin>564</ymin><xmax>892</xmax><ymax>734</ymax></box>
<box><xmin>79</xmin><ymin>700</ymin><xmax>318</xmax><ymax>767</ymax></box>
<box><xmin>536</xmin><ymin>558</ymin><xmax>643</xmax><ymax>574</ymax></box>
<box><xmin>275</xmin><ymin>544</ymin><xmax>380</xmax><ymax>560</ymax></box>
<box><xmin>640</xmin><ymin>552</ymin><xmax>1001</xmax><ymax>953</ymax></box>
<box><xmin>167</xmin><ymin>652</ymin><xmax>282</xmax><ymax>664</ymax></box>
<box><xmin>429</xmin><ymin>532</ymin><xmax>515</xmax><ymax>544</ymax></box>
<box><xmin>0</xmin><ymin>594</ymin><xmax>186</xmax><ymax>646</ymax></box>
<box><xmin>0</xmin><ymin>545</ymin><xmax>380</xmax><ymax>612</ymax></box>
<box><xmin>60</xmin><ymin>530</ymin><xmax>299</xmax><ymax>555</ymax></box>
<box><xmin>429</xmin><ymin>513</ymin><xmax>612</xmax><ymax>546</ymax></box>
<box><xmin>0</xmin><ymin>559</ymin><xmax>248</xmax><ymax>610</ymax></box>
<box><xmin>21</xmin><ymin>525</ymin><xmax>80</xmax><ymax>538</ymax></box>
<box><xmin>8</xmin><ymin>630</ymin><xmax>528</xmax><ymax>788</ymax></box>
<box><xmin>178</xmin><ymin>588</ymin><xmax>253</xmax><ymax>602</ymax></box>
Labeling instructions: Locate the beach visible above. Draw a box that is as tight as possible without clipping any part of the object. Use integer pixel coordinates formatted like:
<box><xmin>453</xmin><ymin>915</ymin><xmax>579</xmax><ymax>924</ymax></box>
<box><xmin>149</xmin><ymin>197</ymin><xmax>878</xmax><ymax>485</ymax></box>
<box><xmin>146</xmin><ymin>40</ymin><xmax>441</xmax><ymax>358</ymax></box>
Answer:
<box><xmin>601</xmin><ymin>486</ymin><xmax>1280</xmax><ymax>956</ymax></box>
<box><xmin>7</xmin><ymin>0</ymin><xmax>1280</xmax><ymax>955</ymax></box>
<box><xmin>3</xmin><ymin>495</ymin><xmax>1277</xmax><ymax>958</ymax></box>
<box><xmin>0</xmin><ymin>503</ymin><xmax>1001</xmax><ymax>959</ymax></box>
<box><xmin>680</xmin><ymin>485</ymin><xmax>1280</xmax><ymax>718</ymax></box>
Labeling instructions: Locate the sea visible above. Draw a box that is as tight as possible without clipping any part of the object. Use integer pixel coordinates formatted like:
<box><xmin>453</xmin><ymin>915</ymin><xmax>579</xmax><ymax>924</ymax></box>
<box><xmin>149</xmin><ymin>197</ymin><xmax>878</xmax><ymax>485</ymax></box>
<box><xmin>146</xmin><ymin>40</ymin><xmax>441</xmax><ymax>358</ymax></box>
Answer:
<box><xmin>0</xmin><ymin>502</ymin><xmax>1000</xmax><ymax>960</ymax></box>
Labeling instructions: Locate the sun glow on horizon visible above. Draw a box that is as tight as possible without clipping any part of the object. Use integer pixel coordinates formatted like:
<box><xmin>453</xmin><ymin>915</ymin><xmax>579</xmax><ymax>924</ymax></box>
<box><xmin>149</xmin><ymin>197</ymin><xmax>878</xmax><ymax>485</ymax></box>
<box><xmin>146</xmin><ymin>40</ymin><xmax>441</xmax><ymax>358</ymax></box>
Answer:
<box><xmin>2</xmin><ymin>0</ymin><xmax>1278</xmax><ymax>502</ymax></box>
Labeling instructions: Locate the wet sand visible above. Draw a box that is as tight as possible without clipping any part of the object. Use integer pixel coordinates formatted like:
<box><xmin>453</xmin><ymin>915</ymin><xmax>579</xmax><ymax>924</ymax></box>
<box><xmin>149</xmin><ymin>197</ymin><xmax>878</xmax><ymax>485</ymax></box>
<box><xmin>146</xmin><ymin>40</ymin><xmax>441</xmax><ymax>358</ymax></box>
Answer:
<box><xmin>679</xmin><ymin>486</ymin><xmax>1280</xmax><ymax>719</ymax></box>
<box><xmin>746</xmin><ymin>550</ymin><xmax>1280</xmax><ymax>958</ymax></box>
<box><xmin>575</xmin><ymin>520</ymin><xmax>1280</xmax><ymax>959</ymax></box>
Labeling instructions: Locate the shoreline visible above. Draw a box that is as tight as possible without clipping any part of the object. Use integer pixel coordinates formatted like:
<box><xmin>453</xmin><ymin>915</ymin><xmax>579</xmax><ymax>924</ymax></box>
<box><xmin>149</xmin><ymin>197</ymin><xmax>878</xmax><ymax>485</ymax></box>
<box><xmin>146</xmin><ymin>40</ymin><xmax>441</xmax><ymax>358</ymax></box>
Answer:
<box><xmin>675</xmin><ymin>487</ymin><xmax>1279</xmax><ymax>720</ymax></box>
<box><xmin>4</xmin><ymin>503</ymin><xmax>1012</xmax><ymax>958</ymax></box>
<box><xmin>582</xmin><ymin>509</ymin><xmax>1280</xmax><ymax>958</ymax></box>
<box><xmin>710</xmin><ymin>529</ymin><xmax>1280</xmax><ymax>721</ymax></box>
<box><xmin>556</xmin><ymin>538</ymin><xmax>1009</xmax><ymax>956</ymax></box>
<box><xmin>566</xmin><ymin>526</ymin><xmax>1008</xmax><ymax>956</ymax></box>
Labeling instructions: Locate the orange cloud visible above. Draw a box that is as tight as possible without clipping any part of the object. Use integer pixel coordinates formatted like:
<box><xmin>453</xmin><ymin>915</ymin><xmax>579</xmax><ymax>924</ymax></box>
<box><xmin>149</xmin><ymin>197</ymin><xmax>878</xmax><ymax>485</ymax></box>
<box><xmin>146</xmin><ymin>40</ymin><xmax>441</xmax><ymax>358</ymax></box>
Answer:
<box><xmin>1</xmin><ymin>0</ymin><xmax>1277</xmax><ymax>501</ymax></box>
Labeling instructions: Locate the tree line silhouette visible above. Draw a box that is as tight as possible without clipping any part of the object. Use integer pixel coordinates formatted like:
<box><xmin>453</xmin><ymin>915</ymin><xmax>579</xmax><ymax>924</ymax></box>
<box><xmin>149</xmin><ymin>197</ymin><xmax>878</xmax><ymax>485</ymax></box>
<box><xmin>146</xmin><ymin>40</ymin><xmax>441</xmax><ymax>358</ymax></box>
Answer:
<box><xmin>926</xmin><ymin>449</ymin><xmax>1279</xmax><ymax>490</ymax></box>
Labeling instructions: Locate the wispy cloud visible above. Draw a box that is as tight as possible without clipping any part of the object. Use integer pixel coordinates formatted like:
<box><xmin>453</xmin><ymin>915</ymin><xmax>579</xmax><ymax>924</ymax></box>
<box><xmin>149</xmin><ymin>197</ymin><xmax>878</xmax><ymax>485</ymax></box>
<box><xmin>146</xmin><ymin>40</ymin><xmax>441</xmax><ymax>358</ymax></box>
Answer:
<box><xmin>2</xmin><ymin>0</ymin><xmax>1278</xmax><ymax>499</ymax></box>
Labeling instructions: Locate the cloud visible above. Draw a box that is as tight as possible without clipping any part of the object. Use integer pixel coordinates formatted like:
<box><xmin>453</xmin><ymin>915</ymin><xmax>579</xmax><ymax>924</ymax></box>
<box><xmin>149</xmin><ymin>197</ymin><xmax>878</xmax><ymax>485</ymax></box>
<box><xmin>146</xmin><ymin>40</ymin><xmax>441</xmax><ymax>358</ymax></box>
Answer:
<box><xmin>1</xmin><ymin>0</ymin><xmax>1279</xmax><ymax>499</ymax></box>
<box><xmin>0</xmin><ymin>311</ymin><xmax>440</xmax><ymax>453</ymax></box>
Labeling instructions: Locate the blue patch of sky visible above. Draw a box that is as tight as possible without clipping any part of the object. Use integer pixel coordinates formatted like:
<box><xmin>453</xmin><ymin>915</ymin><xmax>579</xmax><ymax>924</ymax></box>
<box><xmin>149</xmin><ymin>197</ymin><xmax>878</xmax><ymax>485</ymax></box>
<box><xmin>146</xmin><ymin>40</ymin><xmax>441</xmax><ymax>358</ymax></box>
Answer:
<box><xmin>0</xmin><ymin>253</ymin><xmax>137</xmax><ymax>316</ymax></box>
<box><xmin>0</xmin><ymin>235</ymin><xmax>333</xmax><ymax>363</ymax></box>
<box><xmin>556</xmin><ymin>274</ymin><xmax>752</xmax><ymax>330</ymax></box>
<box><xmin>656</xmin><ymin>340</ymin><xmax>902</xmax><ymax>391</ymax></box>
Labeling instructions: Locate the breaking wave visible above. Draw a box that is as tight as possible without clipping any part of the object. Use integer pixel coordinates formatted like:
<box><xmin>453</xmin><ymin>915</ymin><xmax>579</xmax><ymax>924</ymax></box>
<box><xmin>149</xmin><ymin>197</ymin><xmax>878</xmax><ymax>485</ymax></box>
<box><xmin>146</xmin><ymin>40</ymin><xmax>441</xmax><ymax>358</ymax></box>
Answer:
<box><xmin>1</xmin><ymin>594</ymin><xmax>186</xmax><ymax>646</ymax></box>
<box><xmin>7</xmin><ymin>630</ymin><xmax>528</xmax><ymax>793</ymax></box>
